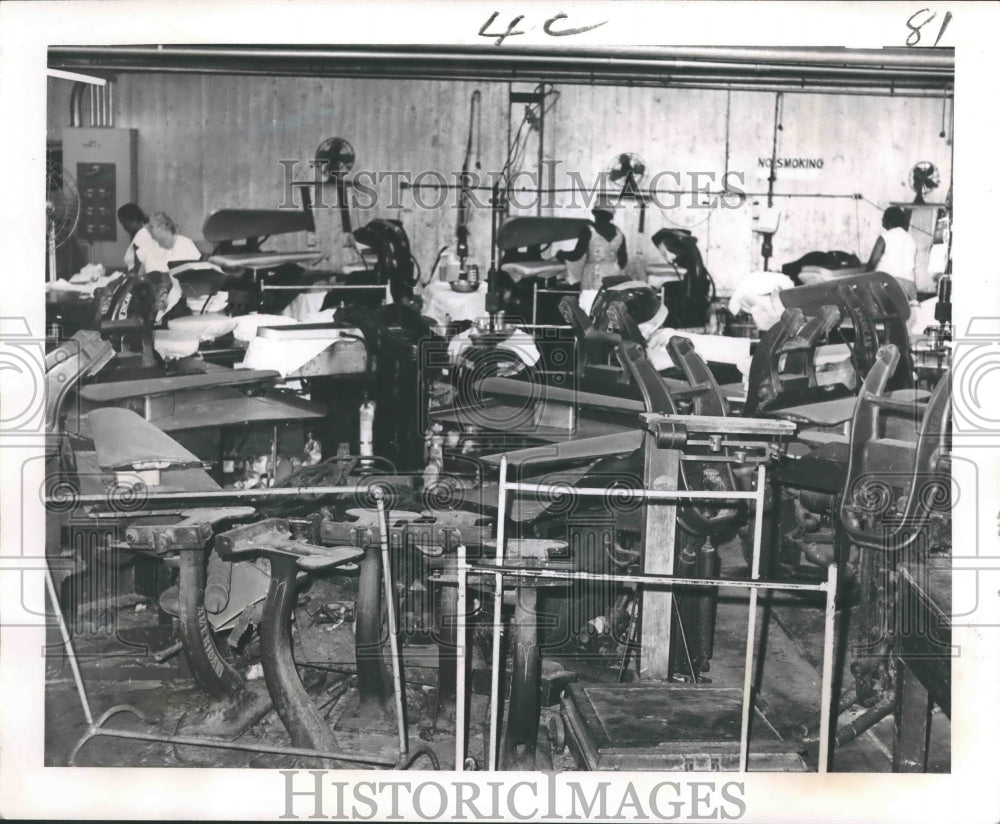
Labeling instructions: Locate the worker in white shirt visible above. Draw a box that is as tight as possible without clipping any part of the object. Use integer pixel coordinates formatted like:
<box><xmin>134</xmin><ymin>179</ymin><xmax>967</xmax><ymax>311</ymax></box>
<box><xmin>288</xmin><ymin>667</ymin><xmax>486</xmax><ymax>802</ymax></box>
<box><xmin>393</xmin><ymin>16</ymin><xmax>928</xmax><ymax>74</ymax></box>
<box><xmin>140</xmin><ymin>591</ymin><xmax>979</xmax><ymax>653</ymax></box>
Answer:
<box><xmin>141</xmin><ymin>212</ymin><xmax>202</xmax><ymax>275</ymax></box>
<box><xmin>866</xmin><ymin>206</ymin><xmax>918</xmax><ymax>302</ymax></box>
<box><xmin>117</xmin><ymin>203</ymin><xmax>155</xmax><ymax>275</ymax></box>
<box><xmin>141</xmin><ymin>212</ymin><xmax>203</xmax><ymax>321</ymax></box>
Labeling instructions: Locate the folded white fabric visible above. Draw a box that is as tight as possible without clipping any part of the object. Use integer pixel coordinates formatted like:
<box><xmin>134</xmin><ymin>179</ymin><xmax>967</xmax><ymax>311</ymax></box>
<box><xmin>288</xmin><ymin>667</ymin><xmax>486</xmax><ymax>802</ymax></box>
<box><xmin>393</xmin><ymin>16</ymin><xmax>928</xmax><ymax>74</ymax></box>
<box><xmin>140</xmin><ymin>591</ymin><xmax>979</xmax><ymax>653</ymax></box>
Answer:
<box><xmin>728</xmin><ymin>271</ymin><xmax>794</xmax><ymax>331</ymax></box>
<box><xmin>282</xmin><ymin>289</ymin><xmax>328</xmax><ymax>322</ymax></box>
<box><xmin>153</xmin><ymin>329</ymin><xmax>200</xmax><ymax>360</ymax></box>
<box><xmin>447</xmin><ymin>327</ymin><xmax>541</xmax><ymax>367</ymax></box>
<box><xmin>167</xmin><ymin>313</ymin><xmax>236</xmax><ymax>341</ymax></box>
<box><xmin>47</xmin><ymin>271</ymin><xmax>123</xmax><ymax>296</ymax></box>
<box><xmin>908</xmin><ymin>297</ymin><xmax>939</xmax><ymax>337</ymax></box>
<box><xmin>69</xmin><ymin>263</ymin><xmax>106</xmax><ymax>284</ymax></box>
<box><xmin>647</xmin><ymin>328</ymin><xmax>752</xmax><ymax>369</ymax></box>
<box><xmin>239</xmin><ymin>332</ymin><xmax>344</xmax><ymax>377</ymax></box>
<box><xmin>578</xmin><ymin>289</ymin><xmax>600</xmax><ymax>314</ymax></box>
<box><xmin>233</xmin><ymin>313</ymin><xmax>298</xmax><ymax>343</ymax></box>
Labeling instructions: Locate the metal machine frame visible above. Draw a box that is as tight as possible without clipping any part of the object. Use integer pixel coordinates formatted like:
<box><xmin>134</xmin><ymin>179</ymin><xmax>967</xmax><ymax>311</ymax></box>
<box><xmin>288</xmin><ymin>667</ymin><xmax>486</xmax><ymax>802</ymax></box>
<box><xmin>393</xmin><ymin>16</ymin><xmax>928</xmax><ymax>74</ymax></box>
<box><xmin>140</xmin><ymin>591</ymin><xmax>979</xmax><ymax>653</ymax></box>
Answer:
<box><xmin>451</xmin><ymin>411</ymin><xmax>840</xmax><ymax>773</ymax></box>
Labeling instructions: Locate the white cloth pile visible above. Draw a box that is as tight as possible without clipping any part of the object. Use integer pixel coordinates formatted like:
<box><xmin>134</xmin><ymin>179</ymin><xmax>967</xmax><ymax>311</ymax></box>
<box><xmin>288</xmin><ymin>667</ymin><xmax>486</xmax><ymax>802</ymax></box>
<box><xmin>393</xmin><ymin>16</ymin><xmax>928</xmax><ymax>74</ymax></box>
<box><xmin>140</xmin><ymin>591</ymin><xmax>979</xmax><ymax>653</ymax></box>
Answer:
<box><xmin>46</xmin><ymin>265</ymin><xmax>122</xmax><ymax>296</ymax></box>
<box><xmin>447</xmin><ymin>327</ymin><xmax>541</xmax><ymax>367</ymax></box>
<box><xmin>727</xmin><ymin>271</ymin><xmax>795</xmax><ymax>331</ymax></box>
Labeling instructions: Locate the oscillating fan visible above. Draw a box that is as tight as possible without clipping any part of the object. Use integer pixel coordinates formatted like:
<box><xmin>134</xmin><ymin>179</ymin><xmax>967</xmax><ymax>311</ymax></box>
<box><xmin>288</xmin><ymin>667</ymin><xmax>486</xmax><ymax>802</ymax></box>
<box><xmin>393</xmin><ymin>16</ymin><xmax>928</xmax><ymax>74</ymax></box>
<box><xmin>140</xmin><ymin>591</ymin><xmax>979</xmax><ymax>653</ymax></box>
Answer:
<box><xmin>607</xmin><ymin>152</ymin><xmax>647</xmax><ymax>194</ymax></box>
<box><xmin>46</xmin><ymin>160</ymin><xmax>80</xmax><ymax>282</ymax></box>
<box><xmin>315</xmin><ymin>137</ymin><xmax>356</xmax><ymax>180</ymax></box>
<box><xmin>315</xmin><ymin>137</ymin><xmax>357</xmax><ymax>236</ymax></box>
<box><xmin>909</xmin><ymin>161</ymin><xmax>940</xmax><ymax>205</ymax></box>
<box><xmin>607</xmin><ymin>152</ymin><xmax>648</xmax><ymax>230</ymax></box>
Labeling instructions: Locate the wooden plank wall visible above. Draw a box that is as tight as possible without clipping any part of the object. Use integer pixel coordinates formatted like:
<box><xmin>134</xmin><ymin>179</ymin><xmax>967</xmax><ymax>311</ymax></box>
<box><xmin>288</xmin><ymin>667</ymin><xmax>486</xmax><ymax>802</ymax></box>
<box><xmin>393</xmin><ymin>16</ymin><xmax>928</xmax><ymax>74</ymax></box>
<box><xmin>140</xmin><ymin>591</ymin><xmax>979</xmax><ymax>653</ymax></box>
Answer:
<box><xmin>48</xmin><ymin>73</ymin><xmax>953</xmax><ymax>290</ymax></box>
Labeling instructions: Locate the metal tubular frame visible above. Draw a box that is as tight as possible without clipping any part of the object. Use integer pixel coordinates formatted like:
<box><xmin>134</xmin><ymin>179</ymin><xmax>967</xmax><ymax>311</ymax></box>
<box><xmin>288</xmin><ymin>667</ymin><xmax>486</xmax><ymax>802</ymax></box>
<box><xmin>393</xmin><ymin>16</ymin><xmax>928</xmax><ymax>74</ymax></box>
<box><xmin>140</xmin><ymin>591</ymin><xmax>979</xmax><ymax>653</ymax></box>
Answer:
<box><xmin>375</xmin><ymin>492</ymin><xmax>410</xmax><ymax>760</ymax></box>
<box><xmin>455</xmin><ymin>542</ymin><xmax>469</xmax><ymax>772</ymax></box>
<box><xmin>466</xmin><ymin>455</ymin><xmax>838</xmax><ymax>773</ymax></box>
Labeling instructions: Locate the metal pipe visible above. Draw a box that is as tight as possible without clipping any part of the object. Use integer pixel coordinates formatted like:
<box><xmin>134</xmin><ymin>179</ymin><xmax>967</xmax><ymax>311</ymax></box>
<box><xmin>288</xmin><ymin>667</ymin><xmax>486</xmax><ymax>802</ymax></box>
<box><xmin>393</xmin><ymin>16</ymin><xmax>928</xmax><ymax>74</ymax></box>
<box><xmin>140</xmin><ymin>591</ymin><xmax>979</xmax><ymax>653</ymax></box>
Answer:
<box><xmin>739</xmin><ymin>465</ymin><xmax>768</xmax><ymax>772</ymax></box>
<box><xmin>48</xmin><ymin>44</ymin><xmax>954</xmax><ymax>70</ymax></box>
<box><xmin>73</xmin><ymin>715</ymin><xmax>396</xmax><ymax>768</ymax></box>
<box><xmin>818</xmin><ymin>563</ymin><xmax>840</xmax><ymax>773</ymax></box>
<box><xmin>45</xmin><ymin>565</ymin><xmax>94</xmax><ymax>726</ymax></box>
<box><xmin>739</xmin><ymin>588</ymin><xmax>759</xmax><ymax>772</ymax></box>
<box><xmin>47</xmin><ymin>46</ymin><xmax>953</xmax><ymax>95</ymax></box>
<box><xmin>509</xmin><ymin>482</ymin><xmax>761</xmax><ymax>500</ymax></box>
<box><xmin>832</xmin><ymin>695</ymin><xmax>894</xmax><ymax>748</ymax></box>
<box><xmin>376</xmin><ymin>492</ymin><xmax>409</xmax><ymax>759</ymax></box>
<box><xmin>69</xmin><ymin>82</ymin><xmax>83</xmax><ymax>127</ymax></box>
<box><xmin>89</xmin><ymin>84</ymin><xmax>96</xmax><ymax>126</ymax></box>
<box><xmin>52</xmin><ymin>483</ymin><xmax>384</xmax><ymax>508</ymax></box>
<box><xmin>108</xmin><ymin>78</ymin><xmax>114</xmax><ymax>126</ymax></box>
<box><xmin>455</xmin><ymin>542</ymin><xmax>468</xmax><ymax>772</ymax></box>
<box><xmin>261</xmin><ymin>284</ymin><xmax>384</xmax><ymax>291</ymax></box>
<box><xmin>488</xmin><ymin>455</ymin><xmax>509</xmax><ymax>771</ymax></box>
<box><xmin>752</xmin><ymin>465</ymin><xmax>767</xmax><ymax>581</ymax></box>
<box><xmin>466</xmin><ymin>563</ymin><xmax>828</xmax><ymax>593</ymax></box>
<box><xmin>48</xmin><ymin>60</ymin><xmax>950</xmax><ymax>97</ymax></box>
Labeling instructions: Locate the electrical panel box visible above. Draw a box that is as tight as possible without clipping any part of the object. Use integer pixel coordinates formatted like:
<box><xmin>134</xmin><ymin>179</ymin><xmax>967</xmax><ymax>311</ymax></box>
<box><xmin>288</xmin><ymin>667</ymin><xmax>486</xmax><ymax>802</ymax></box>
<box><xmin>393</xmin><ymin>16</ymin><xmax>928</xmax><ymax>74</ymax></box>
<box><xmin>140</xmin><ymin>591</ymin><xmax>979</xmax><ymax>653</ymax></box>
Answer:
<box><xmin>61</xmin><ymin>127</ymin><xmax>137</xmax><ymax>268</ymax></box>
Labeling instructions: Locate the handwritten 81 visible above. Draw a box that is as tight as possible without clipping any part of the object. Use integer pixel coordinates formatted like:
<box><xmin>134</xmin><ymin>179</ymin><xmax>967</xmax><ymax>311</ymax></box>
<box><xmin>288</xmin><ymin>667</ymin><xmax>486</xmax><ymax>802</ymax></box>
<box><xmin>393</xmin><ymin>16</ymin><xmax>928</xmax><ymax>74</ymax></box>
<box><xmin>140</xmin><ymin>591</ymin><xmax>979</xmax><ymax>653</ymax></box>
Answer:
<box><xmin>906</xmin><ymin>9</ymin><xmax>952</xmax><ymax>46</ymax></box>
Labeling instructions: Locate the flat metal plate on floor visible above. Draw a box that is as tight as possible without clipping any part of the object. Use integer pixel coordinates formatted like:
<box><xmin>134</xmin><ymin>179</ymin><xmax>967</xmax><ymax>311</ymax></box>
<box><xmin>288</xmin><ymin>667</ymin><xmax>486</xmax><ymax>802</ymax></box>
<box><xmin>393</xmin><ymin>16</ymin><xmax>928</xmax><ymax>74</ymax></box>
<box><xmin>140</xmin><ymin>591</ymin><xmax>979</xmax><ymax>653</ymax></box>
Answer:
<box><xmin>561</xmin><ymin>682</ymin><xmax>807</xmax><ymax>771</ymax></box>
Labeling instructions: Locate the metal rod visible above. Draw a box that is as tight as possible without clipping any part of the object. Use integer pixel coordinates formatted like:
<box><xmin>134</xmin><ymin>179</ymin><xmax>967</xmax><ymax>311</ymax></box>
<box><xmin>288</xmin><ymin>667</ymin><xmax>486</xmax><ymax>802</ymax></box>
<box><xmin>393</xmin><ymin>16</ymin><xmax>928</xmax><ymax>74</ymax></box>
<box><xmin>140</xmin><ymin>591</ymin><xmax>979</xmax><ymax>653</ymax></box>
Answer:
<box><xmin>45</xmin><ymin>565</ymin><xmax>93</xmax><ymax>726</ymax></box>
<box><xmin>751</xmin><ymin>465</ymin><xmax>766</xmax><ymax>580</ymax></box>
<box><xmin>375</xmin><ymin>492</ymin><xmax>408</xmax><ymax>759</ymax></box>
<box><xmin>465</xmin><ymin>563</ymin><xmax>828</xmax><ymax>593</ymax></box>
<box><xmin>151</xmin><ymin>640</ymin><xmax>184</xmax><ymax>663</ymax></box>
<box><xmin>818</xmin><ymin>563</ymin><xmax>840</xmax><ymax>774</ymax></box>
<box><xmin>739</xmin><ymin>588</ymin><xmax>759</xmax><ymax>772</ymax></box>
<box><xmin>739</xmin><ymin>464</ymin><xmax>768</xmax><ymax>772</ymax></box>
<box><xmin>53</xmin><ymin>484</ymin><xmax>380</xmax><ymax>508</ymax></box>
<box><xmin>261</xmin><ymin>284</ymin><xmax>385</xmax><ymax>291</ymax></box>
<box><xmin>455</xmin><ymin>542</ymin><xmax>468</xmax><ymax>772</ymax></box>
<box><xmin>508</xmin><ymin>482</ymin><xmax>761</xmax><ymax>501</ymax></box>
<box><xmin>488</xmin><ymin>455</ymin><xmax>510</xmax><ymax>771</ymax></box>
<box><xmin>831</xmin><ymin>696</ymin><xmax>894</xmax><ymax>748</ymax></box>
<box><xmin>532</xmin><ymin>282</ymin><xmax>538</xmax><ymax>326</ymax></box>
<box><xmin>617</xmin><ymin>585</ymin><xmax>641</xmax><ymax>682</ymax></box>
<box><xmin>81</xmin><ymin>723</ymin><xmax>396</xmax><ymax>766</ymax></box>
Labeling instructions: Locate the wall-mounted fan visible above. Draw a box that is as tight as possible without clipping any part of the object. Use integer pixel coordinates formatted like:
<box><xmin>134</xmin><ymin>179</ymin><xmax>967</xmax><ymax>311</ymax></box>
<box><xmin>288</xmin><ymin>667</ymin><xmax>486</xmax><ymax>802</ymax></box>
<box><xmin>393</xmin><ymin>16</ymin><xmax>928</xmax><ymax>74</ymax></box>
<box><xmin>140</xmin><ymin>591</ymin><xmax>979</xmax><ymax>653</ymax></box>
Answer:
<box><xmin>607</xmin><ymin>152</ymin><xmax>649</xmax><ymax>230</ymax></box>
<box><xmin>315</xmin><ymin>137</ymin><xmax>356</xmax><ymax>180</ymax></box>
<box><xmin>607</xmin><ymin>152</ymin><xmax>647</xmax><ymax>194</ymax></box>
<box><xmin>46</xmin><ymin>160</ymin><xmax>80</xmax><ymax>282</ymax></box>
<box><xmin>315</xmin><ymin>137</ymin><xmax>357</xmax><ymax>235</ymax></box>
<box><xmin>909</xmin><ymin>161</ymin><xmax>940</xmax><ymax>205</ymax></box>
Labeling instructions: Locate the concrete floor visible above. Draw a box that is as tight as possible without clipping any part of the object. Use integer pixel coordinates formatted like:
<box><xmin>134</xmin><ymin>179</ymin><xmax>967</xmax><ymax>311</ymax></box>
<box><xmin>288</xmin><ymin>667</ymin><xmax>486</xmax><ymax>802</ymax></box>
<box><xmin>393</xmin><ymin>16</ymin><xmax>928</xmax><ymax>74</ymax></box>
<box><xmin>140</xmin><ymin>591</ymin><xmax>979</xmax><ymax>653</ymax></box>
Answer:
<box><xmin>44</xmin><ymin>541</ymin><xmax>949</xmax><ymax>773</ymax></box>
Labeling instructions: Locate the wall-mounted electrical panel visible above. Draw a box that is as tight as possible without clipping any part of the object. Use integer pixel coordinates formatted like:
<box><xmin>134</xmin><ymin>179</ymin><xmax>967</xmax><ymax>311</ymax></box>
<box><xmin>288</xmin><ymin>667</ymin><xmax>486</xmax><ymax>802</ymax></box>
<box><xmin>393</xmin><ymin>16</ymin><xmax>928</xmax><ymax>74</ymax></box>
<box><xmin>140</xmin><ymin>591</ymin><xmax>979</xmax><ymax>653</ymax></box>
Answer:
<box><xmin>61</xmin><ymin>127</ymin><xmax>137</xmax><ymax>269</ymax></box>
